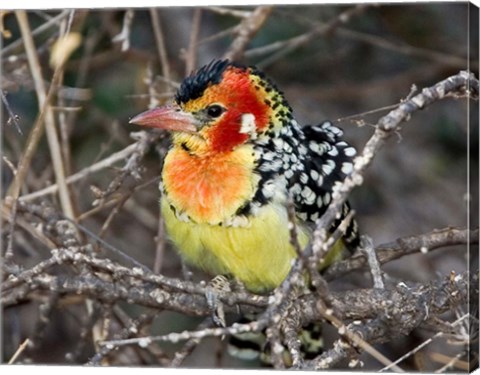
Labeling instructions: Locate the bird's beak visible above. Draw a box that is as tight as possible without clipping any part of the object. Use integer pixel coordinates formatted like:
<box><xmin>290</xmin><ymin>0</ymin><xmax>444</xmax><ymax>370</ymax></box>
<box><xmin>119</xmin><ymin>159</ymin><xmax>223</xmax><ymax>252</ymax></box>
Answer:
<box><xmin>129</xmin><ymin>105</ymin><xmax>198</xmax><ymax>133</ymax></box>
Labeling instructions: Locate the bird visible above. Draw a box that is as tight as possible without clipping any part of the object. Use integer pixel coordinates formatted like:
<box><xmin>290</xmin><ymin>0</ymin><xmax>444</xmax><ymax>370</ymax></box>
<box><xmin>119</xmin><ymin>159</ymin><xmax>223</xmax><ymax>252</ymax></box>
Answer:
<box><xmin>130</xmin><ymin>59</ymin><xmax>360</xmax><ymax>295</ymax></box>
<box><xmin>130</xmin><ymin>59</ymin><xmax>361</xmax><ymax>364</ymax></box>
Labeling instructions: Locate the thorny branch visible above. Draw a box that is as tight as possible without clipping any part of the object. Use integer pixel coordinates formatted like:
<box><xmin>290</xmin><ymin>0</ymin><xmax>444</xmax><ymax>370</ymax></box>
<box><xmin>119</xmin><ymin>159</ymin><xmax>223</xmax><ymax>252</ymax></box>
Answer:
<box><xmin>2</xmin><ymin>238</ymin><xmax>475</xmax><ymax>366</ymax></box>
<box><xmin>1</xmin><ymin>199</ymin><xmax>476</xmax><ymax>368</ymax></box>
<box><xmin>302</xmin><ymin>271</ymin><xmax>475</xmax><ymax>370</ymax></box>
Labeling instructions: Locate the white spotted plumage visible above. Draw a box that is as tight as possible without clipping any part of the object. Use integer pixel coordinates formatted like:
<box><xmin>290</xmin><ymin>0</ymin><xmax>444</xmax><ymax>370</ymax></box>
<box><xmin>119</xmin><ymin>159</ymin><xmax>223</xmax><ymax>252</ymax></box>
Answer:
<box><xmin>248</xmin><ymin>116</ymin><xmax>360</xmax><ymax>249</ymax></box>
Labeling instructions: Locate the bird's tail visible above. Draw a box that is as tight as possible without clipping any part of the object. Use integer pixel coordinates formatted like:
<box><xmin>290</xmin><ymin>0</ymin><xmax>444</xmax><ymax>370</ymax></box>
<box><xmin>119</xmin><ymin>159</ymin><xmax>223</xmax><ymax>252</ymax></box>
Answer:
<box><xmin>227</xmin><ymin>316</ymin><xmax>325</xmax><ymax>366</ymax></box>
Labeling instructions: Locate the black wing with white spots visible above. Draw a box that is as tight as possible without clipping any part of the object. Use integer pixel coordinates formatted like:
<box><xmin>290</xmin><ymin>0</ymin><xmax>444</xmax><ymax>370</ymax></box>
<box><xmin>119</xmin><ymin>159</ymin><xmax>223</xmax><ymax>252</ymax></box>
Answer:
<box><xmin>290</xmin><ymin>121</ymin><xmax>360</xmax><ymax>249</ymax></box>
<box><xmin>247</xmin><ymin>117</ymin><xmax>359</xmax><ymax>249</ymax></box>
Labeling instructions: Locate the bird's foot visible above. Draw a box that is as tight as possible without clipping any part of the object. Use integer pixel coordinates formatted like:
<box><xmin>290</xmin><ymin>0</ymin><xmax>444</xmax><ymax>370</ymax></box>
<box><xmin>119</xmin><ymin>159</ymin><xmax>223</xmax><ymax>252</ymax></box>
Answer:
<box><xmin>205</xmin><ymin>275</ymin><xmax>232</xmax><ymax>328</ymax></box>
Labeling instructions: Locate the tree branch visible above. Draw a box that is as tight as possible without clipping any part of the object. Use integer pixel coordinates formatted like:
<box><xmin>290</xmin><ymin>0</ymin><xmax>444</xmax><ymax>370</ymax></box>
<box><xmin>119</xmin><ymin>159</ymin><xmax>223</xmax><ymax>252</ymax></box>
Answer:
<box><xmin>324</xmin><ymin>227</ymin><xmax>478</xmax><ymax>280</ymax></box>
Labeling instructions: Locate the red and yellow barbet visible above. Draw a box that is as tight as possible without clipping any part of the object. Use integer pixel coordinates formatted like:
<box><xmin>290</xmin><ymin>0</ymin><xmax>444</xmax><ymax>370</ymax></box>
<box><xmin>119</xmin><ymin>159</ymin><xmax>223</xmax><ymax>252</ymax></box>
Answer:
<box><xmin>130</xmin><ymin>59</ymin><xmax>359</xmax><ymax>294</ymax></box>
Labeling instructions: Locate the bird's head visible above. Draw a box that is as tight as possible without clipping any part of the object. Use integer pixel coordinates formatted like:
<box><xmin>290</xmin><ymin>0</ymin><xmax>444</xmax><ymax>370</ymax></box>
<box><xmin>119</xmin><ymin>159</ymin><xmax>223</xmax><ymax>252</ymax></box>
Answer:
<box><xmin>130</xmin><ymin>59</ymin><xmax>292</xmax><ymax>154</ymax></box>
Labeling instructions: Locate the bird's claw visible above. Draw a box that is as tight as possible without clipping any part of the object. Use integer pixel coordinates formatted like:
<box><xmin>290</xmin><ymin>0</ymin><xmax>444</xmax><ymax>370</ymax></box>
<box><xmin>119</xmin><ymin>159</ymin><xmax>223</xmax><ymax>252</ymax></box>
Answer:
<box><xmin>205</xmin><ymin>275</ymin><xmax>232</xmax><ymax>328</ymax></box>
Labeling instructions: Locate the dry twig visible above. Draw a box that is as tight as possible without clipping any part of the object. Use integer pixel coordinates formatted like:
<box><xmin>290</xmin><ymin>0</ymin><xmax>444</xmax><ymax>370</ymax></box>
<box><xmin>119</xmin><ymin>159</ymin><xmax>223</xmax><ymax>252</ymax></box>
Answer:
<box><xmin>223</xmin><ymin>6</ymin><xmax>273</xmax><ymax>61</ymax></box>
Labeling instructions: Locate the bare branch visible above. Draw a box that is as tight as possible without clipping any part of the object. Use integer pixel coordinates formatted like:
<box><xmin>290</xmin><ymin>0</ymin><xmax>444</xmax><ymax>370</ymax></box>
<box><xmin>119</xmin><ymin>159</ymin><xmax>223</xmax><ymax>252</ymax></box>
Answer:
<box><xmin>18</xmin><ymin>131</ymin><xmax>162</xmax><ymax>202</ymax></box>
<box><xmin>362</xmin><ymin>235</ymin><xmax>385</xmax><ymax>289</ymax></box>
<box><xmin>379</xmin><ymin>314</ymin><xmax>470</xmax><ymax>372</ymax></box>
<box><xmin>223</xmin><ymin>6</ymin><xmax>272</xmax><ymax>61</ymax></box>
<box><xmin>13</xmin><ymin>11</ymin><xmax>76</xmax><ymax>221</ymax></box>
<box><xmin>324</xmin><ymin>227</ymin><xmax>477</xmax><ymax>280</ymax></box>
<box><xmin>313</xmin><ymin>71</ymin><xmax>478</xmax><ymax>271</ymax></box>
<box><xmin>301</xmin><ymin>271</ymin><xmax>475</xmax><ymax>369</ymax></box>
<box><xmin>7</xmin><ymin>338</ymin><xmax>31</xmax><ymax>364</ymax></box>
<box><xmin>249</xmin><ymin>4</ymin><xmax>369</xmax><ymax>68</ymax></box>
<box><xmin>0</xmin><ymin>10</ymin><xmax>70</xmax><ymax>58</ymax></box>
<box><xmin>316</xmin><ymin>300</ymin><xmax>404</xmax><ymax>372</ymax></box>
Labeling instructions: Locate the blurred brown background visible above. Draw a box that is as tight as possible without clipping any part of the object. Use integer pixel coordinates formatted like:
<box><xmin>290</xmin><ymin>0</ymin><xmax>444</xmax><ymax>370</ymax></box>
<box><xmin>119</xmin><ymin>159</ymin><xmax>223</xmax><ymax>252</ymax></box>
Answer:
<box><xmin>1</xmin><ymin>3</ymin><xmax>478</xmax><ymax>370</ymax></box>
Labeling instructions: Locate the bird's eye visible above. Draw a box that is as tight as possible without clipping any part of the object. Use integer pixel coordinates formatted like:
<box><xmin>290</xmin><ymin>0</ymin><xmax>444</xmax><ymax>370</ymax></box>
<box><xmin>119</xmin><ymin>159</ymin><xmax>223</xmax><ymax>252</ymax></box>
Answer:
<box><xmin>206</xmin><ymin>105</ymin><xmax>225</xmax><ymax>118</ymax></box>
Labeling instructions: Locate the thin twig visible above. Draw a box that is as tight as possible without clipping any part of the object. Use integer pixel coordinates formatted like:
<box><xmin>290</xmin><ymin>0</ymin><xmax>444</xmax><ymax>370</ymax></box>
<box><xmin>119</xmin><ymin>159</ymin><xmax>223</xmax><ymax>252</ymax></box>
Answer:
<box><xmin>1</xmin><ymin>203</ymin><xmax>57</xmax><ymax>249</ymax></box>
<box><xmin>77</xmin><ymin>177</ymin><xmax>159</xmax><ymax>223</ymax></box>
<box><xmin>277</xmin><ymin>8</ymin><xmax>471</xmax><ymax>70</ymax></box>
<box><xmin>3</xmin><ymin>194</ymin><xmax>19</xmax><ymax>261</ymax></box>
<box><xmin>12</xmin><ymin>11</ymin><xmax>75</xmax><ymax>221</ymax></box>
<box><xmin>96</xmin><ymin>193</ymin><xmax>131</xmax><ymax>240</ymax></box>
<box><xmin>18</xmin><ymin>133</ymin><xmax>158</xmax><ymax>202</ymax></box>
<box><xmin>7</xmin><ymin>338</ymin><xmax>31</xmax><ymax>364</ymax></box>
<box><xmin>286</xmin><ymin>197</ymin><xmax>305</xmax><ymax>260</ymax></box>
<box><xmin>184</xmin><ymin>8</ymin><xmax>202</xmax><ymax>75</ymax></box>
<box><xmin>432</xmin><ymin>351</ymin><xmax>469</xmax><ymax>372</ymax></box>
<box><xmin>312</xmin><ymin>71</ymin><xmax>478</xmax><ymax>276</ymax></box>
<box><xmin>112</xmin><ymin>9</ymin><xmax>134</xmax><ymax>52</ymax></box>
<box><xmin>379</xmin><ymin>314</ymin><xmax>470</xmax><ymax>372</ymax></box>
<box><xmin>361</xmin><ymin>235</ymin><xmax>384</xmax><ymax>289</ymax></box>
<box><xmin>337</xmin><ymin>22</ymin><xmax>472</xmax><ymax>70</ymax></box>
<box><xmin>149</xmin><ymin>9</ymin><xmax>171</xmax><ymax>83</ymax></box>
<box><xmin>317</xmin><ymin>300</ymin><xmax>405</xmax><ymax>372</ymax></box>
<box><xmin>324</xmin><ymin>227</ymin><xmax>478</xmax><ymax>280</ymax></box>
<box><xmin>101</xmin><ymin>318</ymin><xmax>266</xmax><ymax>348</ymax></box>
<box><xmin>206</xmin><ymin>6</ymin><xmax>250</xmax><ymax>18</ymax></box>
<box><xmin>195</xmin><ymin>26</ymin><xmax>237</xmax><ymax>47</ymax></box>
<box><xmin>223</xmin><ymin>6</ymin><xmax>272</xmax><ymax>61</ymax></box>
<box><xmin>169</xmin><ymin>318</ymin><xmax>214</xmax><ymax>367</ymax></box>
<box><xmin>265</xmin><ymin>324</ymin><xmax>286</xmax><ymax>369</ymax></box>
<box><xmin>252</xmin><ymin>4</ymin><xmax>369</xmax><ymax>68</ymax></box>
<box><xmin>0</xmin><ymin>10</ymin><xmax>70</xmax><ymax>57</ymax></box>
<box><xmin>56</xmin><ymin>13</ymin><xmax>75</xmax><ymax>179</ymax></box>
<box><xmin>1</xmin><ymin>90</ymin><xmax>22</xmax><ymax>134</ymax></box>
<box><xmin>306</xmin><ymin>209</ymin><xmax>355</xmax><ymax>297</ymax></box>
<box><xmin>153</xmin><ymin>209</ymin><xmax>165</xmax><ymax>274</ymax></box>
